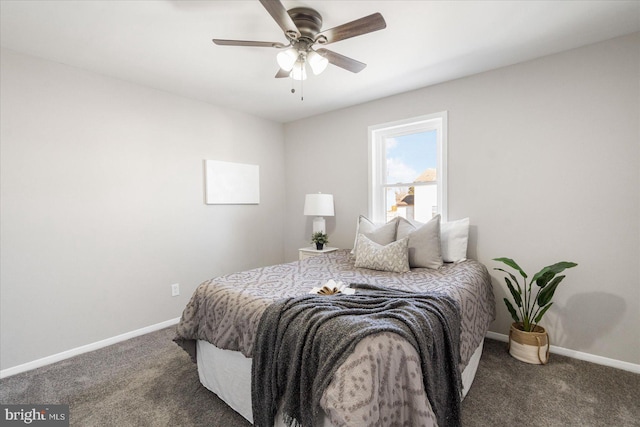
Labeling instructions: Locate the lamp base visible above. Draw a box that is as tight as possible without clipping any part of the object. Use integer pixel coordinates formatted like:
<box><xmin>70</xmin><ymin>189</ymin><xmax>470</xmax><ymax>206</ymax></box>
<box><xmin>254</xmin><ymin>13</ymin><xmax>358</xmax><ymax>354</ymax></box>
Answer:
<box><xmin>312</xmin><ymin>217</ymin><xmax>326</xmax><ymax>234</ymax></box>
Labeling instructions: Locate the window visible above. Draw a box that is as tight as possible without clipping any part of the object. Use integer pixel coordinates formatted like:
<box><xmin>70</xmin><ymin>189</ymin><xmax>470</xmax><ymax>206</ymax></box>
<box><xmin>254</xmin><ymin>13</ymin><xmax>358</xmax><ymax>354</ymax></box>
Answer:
<box><xmin>368</xmin><ymin>112</ymin><xmax>447</xmax><ymax>224</ymax></box>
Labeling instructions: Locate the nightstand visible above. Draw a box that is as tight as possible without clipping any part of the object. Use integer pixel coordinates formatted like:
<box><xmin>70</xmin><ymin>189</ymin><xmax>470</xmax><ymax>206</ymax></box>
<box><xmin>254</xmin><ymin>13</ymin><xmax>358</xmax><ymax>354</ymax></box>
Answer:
<box><xmin>299</xmin><ymin>247</ymin><xmax>339</xmax><ymax>260</ymax></box>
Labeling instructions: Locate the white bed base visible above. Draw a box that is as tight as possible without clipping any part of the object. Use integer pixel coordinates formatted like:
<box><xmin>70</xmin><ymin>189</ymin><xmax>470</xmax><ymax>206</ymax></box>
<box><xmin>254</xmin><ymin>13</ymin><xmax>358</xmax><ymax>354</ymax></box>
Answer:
<box><xmin>196</xmin><ymin>338</ymin><xmax>485</xmax><ymax>425</ymax></box>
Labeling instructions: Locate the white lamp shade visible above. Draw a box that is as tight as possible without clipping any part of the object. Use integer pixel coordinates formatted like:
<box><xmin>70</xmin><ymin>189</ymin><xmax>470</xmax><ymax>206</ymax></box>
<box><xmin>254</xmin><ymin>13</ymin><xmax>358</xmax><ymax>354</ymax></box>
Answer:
<box><xmin>307</xmin><ymin>50</ymin><xmax>329</xmax><ymax>75</ymax></box>
<box><xmin>304</xmin><ymin>193</ymin><xmax>335</xmax><ymax>216</ymax></box>
<box><xmin>291</xmin><ymin>60</ymin><xmax>308</xmax><ymax>81</ymax></box>
<box><xmin>277</xmin><ymin>48</ymin><xmax>298</xmax><ymax>71</ymax></box>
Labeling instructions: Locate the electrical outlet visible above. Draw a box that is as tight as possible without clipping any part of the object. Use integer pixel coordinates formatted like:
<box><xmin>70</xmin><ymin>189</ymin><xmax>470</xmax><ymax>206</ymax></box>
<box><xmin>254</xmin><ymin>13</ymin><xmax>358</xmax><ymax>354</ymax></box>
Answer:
<box><xmin>171</xmin><ymin>283</ymin><xmax>180</xmax><ymax>297</ymax></box>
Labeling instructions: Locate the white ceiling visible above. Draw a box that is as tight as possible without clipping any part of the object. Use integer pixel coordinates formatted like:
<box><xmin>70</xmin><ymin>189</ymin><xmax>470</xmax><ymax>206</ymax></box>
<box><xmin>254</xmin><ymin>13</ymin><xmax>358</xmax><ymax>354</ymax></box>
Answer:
<box><xmin>1</xmin><ymin>1</ymin><xmax>639</xmax><ymax>123</ymax></box>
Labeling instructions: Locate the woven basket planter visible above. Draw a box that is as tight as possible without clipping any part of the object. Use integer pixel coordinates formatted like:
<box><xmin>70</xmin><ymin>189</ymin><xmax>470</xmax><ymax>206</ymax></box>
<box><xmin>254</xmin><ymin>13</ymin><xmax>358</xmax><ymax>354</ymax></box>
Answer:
<box><xmin>508</xmin><ymin>322</ymin><xmax>550</xmax><ymax>365</ymax></box>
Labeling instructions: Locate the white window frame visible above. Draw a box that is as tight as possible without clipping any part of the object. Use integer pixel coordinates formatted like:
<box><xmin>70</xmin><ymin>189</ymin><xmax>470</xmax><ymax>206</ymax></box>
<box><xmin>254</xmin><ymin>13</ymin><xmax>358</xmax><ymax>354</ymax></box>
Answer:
<box><xmin>368</xmin><ymin>112</ymin><xmax>448</xmax><ymax>224</ymax></box>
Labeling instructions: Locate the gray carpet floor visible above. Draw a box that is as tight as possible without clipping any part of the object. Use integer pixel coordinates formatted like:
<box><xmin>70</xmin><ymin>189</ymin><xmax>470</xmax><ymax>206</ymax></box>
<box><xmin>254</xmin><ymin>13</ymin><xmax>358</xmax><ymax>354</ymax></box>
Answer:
<box><xmin>1</xmin><ymin>326</ymin><xmax>638</xmax><ymax>426</ymax></box>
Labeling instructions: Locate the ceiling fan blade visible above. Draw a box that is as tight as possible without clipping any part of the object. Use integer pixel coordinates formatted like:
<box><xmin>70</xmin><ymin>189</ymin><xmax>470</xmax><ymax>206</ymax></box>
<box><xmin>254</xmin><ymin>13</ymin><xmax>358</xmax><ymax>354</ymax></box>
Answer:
<box><xmin>316</xmin><ymin>49</ymin><xmax>366</xmax><ymax>73</ymax></box>
<box><xmin>275</xmin><ymin>68</ymin><xmax>290</xmax><ymax>78</ymax></box>
<box><xmin>316</xmin><ymin>13</ymin><xmax>386</xmax><ymax>45</ymax></box>
<box><xmin>212</xmin><ymin>39</ymin><xmax>286</xmax><ymax>48</ymax></box>
<box><xmin>259</xmin><ymin>0</ymin><xmax>301</xmax><ymax>40</ymax></box>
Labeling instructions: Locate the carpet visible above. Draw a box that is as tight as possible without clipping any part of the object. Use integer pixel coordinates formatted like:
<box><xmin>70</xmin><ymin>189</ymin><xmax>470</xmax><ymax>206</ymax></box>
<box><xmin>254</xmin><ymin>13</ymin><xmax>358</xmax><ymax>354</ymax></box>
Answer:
<box><xmin>1</xmin><ymin>327</ymin><xmax>638</xmax><ymax>426</ymax></box>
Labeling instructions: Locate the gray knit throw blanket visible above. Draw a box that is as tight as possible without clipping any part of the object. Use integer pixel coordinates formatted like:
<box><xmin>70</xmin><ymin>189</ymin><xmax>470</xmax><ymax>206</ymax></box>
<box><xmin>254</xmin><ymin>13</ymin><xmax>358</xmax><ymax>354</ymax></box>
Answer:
<box><xmin>251</xmin><ymin>283</ymin><xmax>462</xmax><ymax>427</ymax></box>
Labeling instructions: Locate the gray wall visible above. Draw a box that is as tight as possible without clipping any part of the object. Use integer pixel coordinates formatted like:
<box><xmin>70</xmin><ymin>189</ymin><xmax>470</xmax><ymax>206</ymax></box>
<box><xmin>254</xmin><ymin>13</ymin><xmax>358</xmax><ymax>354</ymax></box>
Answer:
<box><xmin>284</xmin><ymin>33</ymin><xmax>640</xmax><ymax>365</ymax></box>
<box><xmin>2</xmin><ymin>32</ymin><xmax>638</xmax><ymax>372</ymax></box>
<box><xmin>0</xmin><ymin>49</ymin><xmax>286</xmax><ymax>370</ymax></box>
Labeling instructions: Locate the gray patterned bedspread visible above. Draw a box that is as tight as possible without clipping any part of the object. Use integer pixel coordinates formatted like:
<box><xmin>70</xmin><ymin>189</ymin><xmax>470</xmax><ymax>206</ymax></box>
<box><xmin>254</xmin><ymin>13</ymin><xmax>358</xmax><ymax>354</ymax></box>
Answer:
<box><xmin>175</xmin><ymin>250</ymin><xmax>495</xmax><ymax>426</ymax></box>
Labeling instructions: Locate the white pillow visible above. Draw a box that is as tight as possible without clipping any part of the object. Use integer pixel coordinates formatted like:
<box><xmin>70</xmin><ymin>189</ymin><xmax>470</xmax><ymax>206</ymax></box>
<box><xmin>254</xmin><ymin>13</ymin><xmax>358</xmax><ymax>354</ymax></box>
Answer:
<box><xmin>440</xmin><ymin>218</ymin><xmax>469</xmax><ymax>263</ymax></box>
<box><xmin>351</xmin><ymin>216</ymin><xmax>398</xmax><ymax>254</ymax></box>
<box><xmin>396</xmin><ymin>215</ymin><xmax>443</xmax><ymax>269</ymax></box>
<box><xmin>354</xmin><ymin>234</ymin><xmax>410</xmax><ymax>273</ymax></box>
<box><xmin>396</xmin><ymin>216</ymin><xmax>470</xmax><ymax>263</ymax></box>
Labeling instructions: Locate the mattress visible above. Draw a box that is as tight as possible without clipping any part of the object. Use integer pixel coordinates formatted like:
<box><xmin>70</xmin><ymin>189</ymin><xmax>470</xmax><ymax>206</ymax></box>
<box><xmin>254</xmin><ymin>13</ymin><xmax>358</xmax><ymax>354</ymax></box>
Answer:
<box><xmin>196</xmin><ymin>338</ymin><xmax>484</xmax><ymax>425</ymax></box>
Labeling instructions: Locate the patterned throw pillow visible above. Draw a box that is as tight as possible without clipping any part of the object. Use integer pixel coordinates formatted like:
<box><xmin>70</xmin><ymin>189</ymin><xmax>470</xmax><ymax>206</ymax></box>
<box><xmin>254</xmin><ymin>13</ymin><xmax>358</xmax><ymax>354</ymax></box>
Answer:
<box><xmin>354</xmin><ymin>234</ymin><xmax>410</xmax><ymax>273</ymax></box>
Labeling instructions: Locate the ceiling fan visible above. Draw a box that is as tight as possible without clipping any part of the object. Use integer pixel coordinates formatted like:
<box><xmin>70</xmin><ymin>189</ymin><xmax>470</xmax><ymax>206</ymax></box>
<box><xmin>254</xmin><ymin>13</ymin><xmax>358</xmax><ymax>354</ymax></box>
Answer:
<box><xmin>212</xmin><ymin>0</ymin><xmax>387</xmax><ymax>81</ymax></box>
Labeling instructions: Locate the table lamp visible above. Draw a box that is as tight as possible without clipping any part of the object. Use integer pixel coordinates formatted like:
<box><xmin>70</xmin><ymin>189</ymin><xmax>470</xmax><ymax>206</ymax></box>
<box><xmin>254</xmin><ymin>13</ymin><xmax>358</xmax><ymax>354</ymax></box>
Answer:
<box><xmin>304</xmin><ymin>193</ymin><xmax>334</xmax><ymax>235</ymax></box>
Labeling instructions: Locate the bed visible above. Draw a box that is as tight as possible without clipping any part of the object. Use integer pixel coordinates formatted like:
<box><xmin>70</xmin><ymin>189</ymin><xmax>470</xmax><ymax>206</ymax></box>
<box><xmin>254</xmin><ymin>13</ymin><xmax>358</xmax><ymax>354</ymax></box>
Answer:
<box><xmin>174</xmin><ymin>245</ymin><xmax>495</xmax><ymax>427</ymax></box>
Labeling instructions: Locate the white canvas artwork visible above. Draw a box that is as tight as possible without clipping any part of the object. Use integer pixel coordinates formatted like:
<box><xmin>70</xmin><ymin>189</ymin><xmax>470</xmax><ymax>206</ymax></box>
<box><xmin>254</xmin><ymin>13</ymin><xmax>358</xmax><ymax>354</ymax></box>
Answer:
<box><xmin>204</xmin><ymin>160</ymin><xmax>260</xmax><ymax>204</ymax></box>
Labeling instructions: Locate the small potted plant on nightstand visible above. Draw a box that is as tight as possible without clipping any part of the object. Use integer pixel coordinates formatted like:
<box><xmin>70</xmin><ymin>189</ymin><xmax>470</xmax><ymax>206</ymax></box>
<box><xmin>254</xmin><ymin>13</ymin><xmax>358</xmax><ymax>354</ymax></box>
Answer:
<box><xmin>311</xmin><ymin>232</ymin><xmax>329</xmax><ymax>250</ymax></box>
<box><xmin>493</xmin><ymin>257</ymin><xmax>577</xmax><ymax>365</ymax></box>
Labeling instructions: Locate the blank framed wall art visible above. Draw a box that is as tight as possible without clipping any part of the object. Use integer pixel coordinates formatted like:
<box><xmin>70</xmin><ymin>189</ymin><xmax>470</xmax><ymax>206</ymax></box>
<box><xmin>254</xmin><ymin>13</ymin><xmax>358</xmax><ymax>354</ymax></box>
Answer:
<box><xmin>204</xmin><ymin>160</ymin><xmax>260</xmax><ymax>204</ymax></box>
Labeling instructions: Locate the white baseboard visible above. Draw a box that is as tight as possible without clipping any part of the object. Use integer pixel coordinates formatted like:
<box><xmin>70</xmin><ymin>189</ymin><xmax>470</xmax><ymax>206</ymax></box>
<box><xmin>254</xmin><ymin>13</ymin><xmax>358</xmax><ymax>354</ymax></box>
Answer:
<box><xmin>486</xmin><ymin>331</ymin><xmax>640</xmax><ymax>374</ymax></box>
<box><xmin>0</xmin><ymin>317</ymin><xmax>181</xmax><ymax>379</ymax></box>
<box><xmin>4</xmin><ymin>321</ymin><xmax>637</xmax><ymax>378</ymax></box>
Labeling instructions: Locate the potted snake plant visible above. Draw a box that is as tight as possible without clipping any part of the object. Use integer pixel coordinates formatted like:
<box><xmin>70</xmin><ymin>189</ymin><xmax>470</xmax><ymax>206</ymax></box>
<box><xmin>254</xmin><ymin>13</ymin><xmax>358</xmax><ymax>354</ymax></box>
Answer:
<box><xmin>493</xmin><ymin>257</ymin><xmax>577</xmax><ymax>364</ymax></box>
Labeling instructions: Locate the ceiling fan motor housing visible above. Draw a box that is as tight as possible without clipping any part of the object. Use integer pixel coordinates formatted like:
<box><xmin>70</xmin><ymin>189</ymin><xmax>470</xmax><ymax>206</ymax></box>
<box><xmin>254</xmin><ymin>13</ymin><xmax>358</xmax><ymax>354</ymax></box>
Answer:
<box><xmin>287</xmin><ymin>7</ymin><xmax>324</xmax><ymax>44</ymax></box>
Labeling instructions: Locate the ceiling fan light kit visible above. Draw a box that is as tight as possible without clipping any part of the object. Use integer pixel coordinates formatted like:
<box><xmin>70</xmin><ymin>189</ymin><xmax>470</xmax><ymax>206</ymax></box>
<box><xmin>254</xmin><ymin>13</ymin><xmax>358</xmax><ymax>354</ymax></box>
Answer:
<box><xmin>212</xmin><ymin>0</ymin><xmax>386</xmax><ymax>93</ymax></box>
<box><xmin>277</xmin><ymin>49</ymin><xmax>327</xmax><ymax>80</ymax></box>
